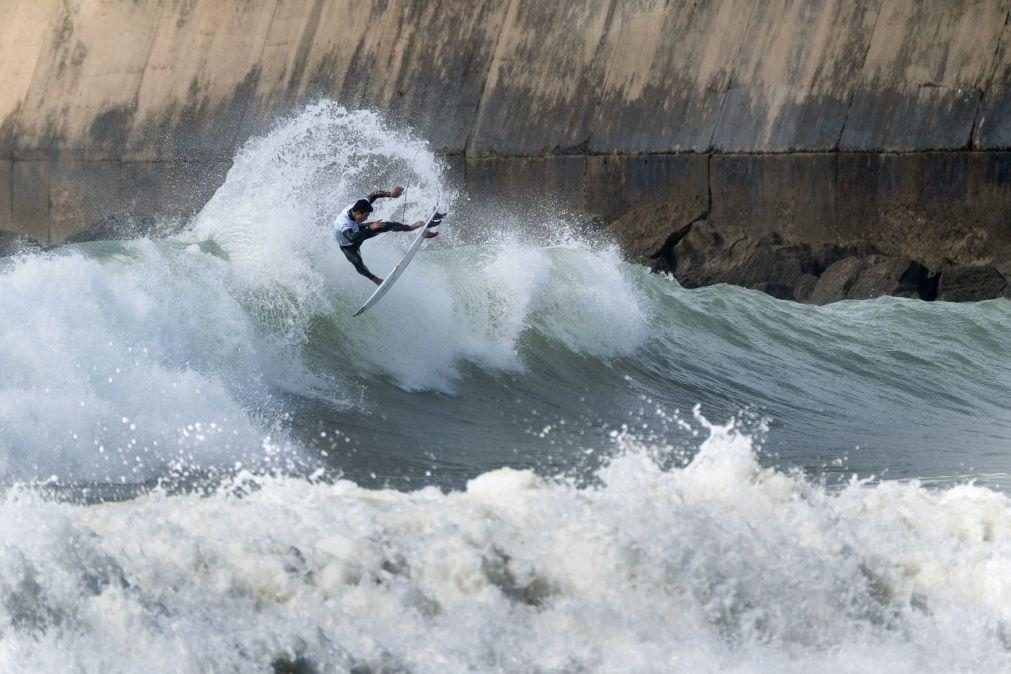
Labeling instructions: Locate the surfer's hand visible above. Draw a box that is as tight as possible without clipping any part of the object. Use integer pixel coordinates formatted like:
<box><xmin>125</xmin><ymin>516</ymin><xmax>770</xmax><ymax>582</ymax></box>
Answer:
<box><xmin>369</xmin><ymin>220</ymin><xmax>384</xmax><ymax>230</ymax></box>
<box><xmin>390</xmin><ymin>186</ymin><xmax>405</xmax><ymax>198</ymax></box>
<box><xmin>410</xmin><ymin>220</ymin><xmax>425</xmax><ymax>229</ymax></box>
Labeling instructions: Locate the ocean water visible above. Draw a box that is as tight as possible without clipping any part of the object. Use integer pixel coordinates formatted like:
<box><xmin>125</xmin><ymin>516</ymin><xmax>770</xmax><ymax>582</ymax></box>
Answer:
<box><xmin>1</xmin><ymin>102</ymin><xmax>1010</xmax><ymax>673</ymax></box>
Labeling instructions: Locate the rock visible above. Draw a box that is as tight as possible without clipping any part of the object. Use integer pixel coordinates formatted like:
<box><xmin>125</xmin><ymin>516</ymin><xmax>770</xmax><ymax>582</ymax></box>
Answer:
<box><xmin>809</xmin><ymin>257</ymin><xmax>864</xmax><ymax>304</ymax></box>
<box><xmin>847</xmin><ymin>256</ymin><xmax>931</xmax><ymax>300</ymax></box>
<box><xmin>648</xmin><ymin>215</ymin><xmax>1008</xmax><ymax>304</ymax></box>
<box><xmin>803</xmin><ymin>255</ymin><xmax>938</xmax><ymax>304</ymax></box>
<box><xmin>608</xmin><ymin>201</ymin><xmax>707</xmax><ymax>269</ymax></box>
<box><xmin>793</xmin><ymin>274</ymin><xmax>819</xmax><ymax>302</ymax></box>
<box><xmin>665</xmin><ymin>219</ymin><xmax>740</xmax><ymax>287</ymax></box>
<box><xmin>936</xmin><ymin>265</ymin><xmax>1010</xmax><ymax>301</ymax></box>
<box><xmin>649</xmin><ymin>219</ymin><xmax>698</xmax><ymax>275</ymax></box>
<box><xmin>994</xmin><ymin>250</ymin><xmax>1011</xmax><ymax>280</ymax></box>
<box><xmin>668</xmin><ymin>221</ymin><xmax>818</xmax><ymax>300</ymax></box>
<box><xmin>728</xmin><ymin>241</ymin><xmax>813</xmax><ymax>290</ymax></box>
<box><xmin>750</xmin><ymin>282</ymin><xmax>794</xmax><ymax>300</ymax></box>
<box><xmin>813</xmin><ymin>242</ymin><xmax>882</xmax><ymax>274</ymax></box>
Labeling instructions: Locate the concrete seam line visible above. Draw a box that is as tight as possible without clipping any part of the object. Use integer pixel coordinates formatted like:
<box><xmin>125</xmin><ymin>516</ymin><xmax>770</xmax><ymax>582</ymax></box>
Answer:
<box><xmin>836</xmin><ymin>1</ymin><xmax>885</xmax><ymax>152</ymax></box>
<box><xmin>973</xmin><ymin>9</ymin><xmax>1011</xmax><ymax>149</ymax></box>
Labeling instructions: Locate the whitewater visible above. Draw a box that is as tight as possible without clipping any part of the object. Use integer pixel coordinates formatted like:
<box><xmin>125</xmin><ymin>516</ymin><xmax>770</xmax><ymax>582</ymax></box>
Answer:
<box><xmin>1</xmin><ymin>102</ymin><xmax>1010</xmax><ymax>672</ymax></box>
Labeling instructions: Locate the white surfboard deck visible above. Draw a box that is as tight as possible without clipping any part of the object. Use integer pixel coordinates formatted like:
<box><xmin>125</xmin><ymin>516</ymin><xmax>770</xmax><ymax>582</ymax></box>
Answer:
<box><xmin>353</xmin><ymin>207</ymin><xmax>440</xmax><ymax>317</ymax></box>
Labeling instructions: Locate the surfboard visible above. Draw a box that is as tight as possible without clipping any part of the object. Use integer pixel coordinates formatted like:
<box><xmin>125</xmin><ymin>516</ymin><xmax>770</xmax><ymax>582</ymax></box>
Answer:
<box><xmin>352</xmin><ymin>208</ymin><xmax>443</xmax><ymax>317</ymax></box>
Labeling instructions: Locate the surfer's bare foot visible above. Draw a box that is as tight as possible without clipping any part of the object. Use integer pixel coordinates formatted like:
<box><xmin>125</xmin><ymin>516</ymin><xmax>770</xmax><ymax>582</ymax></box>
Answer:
<box><xmin>371</xmin><ymin>276</ymin><xmax>383</xmax><ymax>286</ymax></box>
<box><xmin>409</xmin><ymin>220</ymin><xmax>425</xmax><ymax>230</ymax></box>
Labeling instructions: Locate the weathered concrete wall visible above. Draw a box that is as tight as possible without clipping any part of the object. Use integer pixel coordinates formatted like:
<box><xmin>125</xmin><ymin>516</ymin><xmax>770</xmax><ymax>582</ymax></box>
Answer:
<box><xmin>0</xmin><ymin>0</ymin><xmax>1009</xmax><ymax>259</ymax></box>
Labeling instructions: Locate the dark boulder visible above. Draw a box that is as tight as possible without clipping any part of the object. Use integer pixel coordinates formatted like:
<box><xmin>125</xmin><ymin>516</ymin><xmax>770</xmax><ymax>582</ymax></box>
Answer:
<box><xmin>667</xmin><ymin>221</ymin><xmax>817</xmax><ymax>298</ymax></box>
<box><xmin>606</xmin><ymin>201</ymin><xmax>707</xmax><ymax>271</ymax></box>
<box><xmin>809</xmin><ymin>257</ymin><xmax>864</xmax><ymax>304</ymax></box>
<box><xmin>793</xmin><ymin>274</ymin><xmax>819</xmax><ymax>302</ymax></box>
<box><xmin>809</xmin><ymin>256</ymin><xmax>935</xmax><ymax>304</ymax></box>
<box><xmin>936</xmin><ymin>265</ymin><xmax>1010</xmax><ymax>302</ymax></box>
<box><xmin>812</xmin><ymin>242</ymin><xmax>882</xmax><ymax>275</ymax></box>
<box><xmin>636</xmin><ymin>213</ymin><xmax>1008</xmax><ymax>304</ymax></box>
<box><xmin>847</xmin><ymin>256</ymin><xmax>931</xmax><ymax>300</ymax></box>
<box><xmin>661</xmin><ymin>218</ymin><xmax>738</xmax><ymax>286</ymax></box>
<box><xmin>725</xmin><ymin>240</ymin><xmax>813</xmax><ymax>290</ymax></box>
<box><xmin>750</xmin><ymin>282</ymin><xmax>794</xmax><ymax>300</ymax></box>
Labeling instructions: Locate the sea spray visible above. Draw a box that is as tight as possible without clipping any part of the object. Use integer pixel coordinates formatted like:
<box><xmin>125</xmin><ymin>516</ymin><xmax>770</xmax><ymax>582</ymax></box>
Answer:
<box><xmin>1</xmin><ymin>417</ymin><xmax>1009</xmax><ymax>673</ymax></box>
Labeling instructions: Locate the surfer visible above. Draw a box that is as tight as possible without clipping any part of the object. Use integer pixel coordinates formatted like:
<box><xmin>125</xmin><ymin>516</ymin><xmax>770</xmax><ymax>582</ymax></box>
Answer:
<box><xmin>334</xmin><ymin>186</ymin><xmax>437</xmax><ymax>285</ymax></box>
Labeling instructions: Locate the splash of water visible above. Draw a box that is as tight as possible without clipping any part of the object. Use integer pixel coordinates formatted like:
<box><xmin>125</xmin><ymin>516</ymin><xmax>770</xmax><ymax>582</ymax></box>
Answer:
<box><xmin>1</xmin><ymin>416</ymin><xmax>1008</xmax><ymax>673</ymax></box>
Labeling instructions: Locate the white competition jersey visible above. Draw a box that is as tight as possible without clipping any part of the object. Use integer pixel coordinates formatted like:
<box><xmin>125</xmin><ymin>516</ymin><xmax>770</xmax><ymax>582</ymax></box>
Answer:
<box><xmin>333</xmin><ymin>204</ymin><xmax>363</xmax><ymax>248</ymax></box>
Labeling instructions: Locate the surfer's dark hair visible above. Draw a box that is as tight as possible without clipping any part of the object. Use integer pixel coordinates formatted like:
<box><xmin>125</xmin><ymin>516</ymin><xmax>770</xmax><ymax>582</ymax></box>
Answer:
<box><xmin>351</xmin><ymin>199</ymin><xmax>374</xmax><ymax>214</ymax></box>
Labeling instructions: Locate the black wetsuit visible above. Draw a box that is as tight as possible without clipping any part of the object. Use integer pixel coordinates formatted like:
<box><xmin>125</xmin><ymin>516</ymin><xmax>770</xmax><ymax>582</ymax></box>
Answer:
<box><xmin>340</xmin><ymin>220</ymin><xmax>412</xmax><ymax>280</ymax></box>
<box><xmin>334</xmin><ymin>191</ymin><xmax>411</xmax><ymax>282</ymax></box>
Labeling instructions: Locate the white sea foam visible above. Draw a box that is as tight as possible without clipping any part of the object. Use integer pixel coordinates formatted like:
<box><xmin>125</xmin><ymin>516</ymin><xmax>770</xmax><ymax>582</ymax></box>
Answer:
<box><xmin>1</xmin><ymin>419</ymin><xmax>1008</xmax><ymax>673</ymax></box>
<box><xmin>0</xmin><ymin>102</ymin><xmax>649</xmax><ymax>480</ymax></box>
<box><xmin>0</xmin><ymin>243</ymin><xmax>302</xmax><ymax>483</ymax></box>
<box><xmin>182</xmin><ymin>101</ymin><xmax>647</xmax><ymax>391</ymax></box>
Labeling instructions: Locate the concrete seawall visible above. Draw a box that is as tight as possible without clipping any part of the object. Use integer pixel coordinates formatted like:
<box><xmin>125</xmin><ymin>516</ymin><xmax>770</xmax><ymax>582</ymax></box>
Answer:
<box><xmin>1</xmin><ymin>0</ymin><xmax>1009</xmax><ymax>261</ymax></box>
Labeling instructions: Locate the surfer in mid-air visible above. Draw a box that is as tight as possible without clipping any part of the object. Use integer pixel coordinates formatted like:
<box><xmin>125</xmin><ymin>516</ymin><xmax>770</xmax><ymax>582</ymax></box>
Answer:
<box><xmin>334</xmin><ymin>186</ymin><xmax>438</xmax><ymax>286</ymax></box>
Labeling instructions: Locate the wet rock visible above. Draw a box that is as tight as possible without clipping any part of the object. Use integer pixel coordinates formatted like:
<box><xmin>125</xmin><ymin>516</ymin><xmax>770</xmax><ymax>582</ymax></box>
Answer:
<box><xmin>813</xmin><ymin>242</ymin><xmax>882</xmax><ymax>275</ymax></box>
<box><xmin>646</xmin><ymin>215</ymin><xmax>1008</xmax><ymax>304</ymax></box>
<box><xmin>649</xmin><ymin>218</ymin><xmax>698</xmax><ymax>275</ymax></box>
<box><xmin>847</xmin><ymin>257</ymin><xmax>931</xmax><ymax>300</ymax></box>
<box><xmin>936</xmin><ymin>265</ymin><xmax>1010</xmax><ymax>302</ymax></box>
<box><xmin>993</xmin><ymin>250</ymin><xmax>1011</xmax><ymax>280</ymax></box>
<box><xmin>793</xmin><ymin>273</ymin><xmax>819</xmax><ymax>302</ymax></box>
<box><xmin>666</xmin><ymin>221</ymin><xmax>817</xmax><ymax>299</ymax></box>
<box><xmin>750</xmin><ymin>282</ymin><xmax>794</xmax><ymax>300</ymax></box>
<box><xmin>809</xmin><ymin>257</ymin><xmax>864</xmax><ymax>304</ymax></box>
<box><xmin>607</xmin><ymin>202</ymin><xmax>706</xmax><ymax>271</ymax></box>
<box><xmin>726</xmin><ymin>240</ymin><xmax>813</xmax><ymax>290</ymax></box>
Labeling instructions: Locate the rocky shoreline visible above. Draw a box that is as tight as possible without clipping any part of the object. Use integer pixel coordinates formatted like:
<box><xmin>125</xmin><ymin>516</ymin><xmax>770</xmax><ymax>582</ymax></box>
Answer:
<box><xmin>611</xmin><ymin>211</ymin><xmax>1011</xmax><ymax>304</ymax></box>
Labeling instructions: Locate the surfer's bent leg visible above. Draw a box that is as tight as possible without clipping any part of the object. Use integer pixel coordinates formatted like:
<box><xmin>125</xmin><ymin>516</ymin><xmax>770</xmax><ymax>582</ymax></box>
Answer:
<box><xmin>345</xmin><ymin>222</ymin><xmax>412</xmax><ymax>247</ymax></box>
<box><xmin>377</xmin><ymin>221</ymin><xmax>413</xmax><ymax>233</ymax></box>
<box><xmin>340</xmin><ymin>245</ymin><xmax>381</xmax><ymax>284</ymax></box>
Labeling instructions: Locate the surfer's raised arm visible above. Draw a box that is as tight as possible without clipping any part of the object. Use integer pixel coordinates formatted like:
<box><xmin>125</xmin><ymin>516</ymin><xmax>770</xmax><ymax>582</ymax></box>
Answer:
<box><xmin>366</xmin><ymin>186</ymin><xmax>405</xmax><ymax>203</ymax></box>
